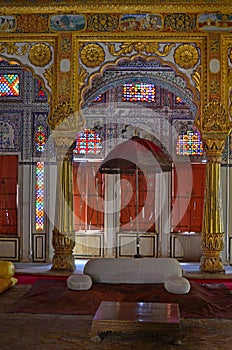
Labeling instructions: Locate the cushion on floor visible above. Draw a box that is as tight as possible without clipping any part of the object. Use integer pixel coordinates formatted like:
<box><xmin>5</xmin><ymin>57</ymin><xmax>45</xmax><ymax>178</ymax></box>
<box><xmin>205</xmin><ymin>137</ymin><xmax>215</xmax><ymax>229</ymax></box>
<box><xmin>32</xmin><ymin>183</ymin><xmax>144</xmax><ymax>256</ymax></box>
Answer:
<box><xmin>0</xmin><ymin>261</ymin><xmax>15</xmax><ymax>278</ymax></box>
<box><xmin>67</xmin><ymin>274</ymin><xmax>92</xmax><ymax>290</ymax></box>
<box><xmin>0</xmin><ymin>277</ymin><xmax>18</xmax><ymax>294</ymax></box>
<box><xmin>83</xmin><ymin>257</ymin><xmax>183</xmax><ymax>284</ymax></box>
<box><xmin>164</xmin><ymin>275</ymin><xmax>191</xmax><ymax>294</ymax></box>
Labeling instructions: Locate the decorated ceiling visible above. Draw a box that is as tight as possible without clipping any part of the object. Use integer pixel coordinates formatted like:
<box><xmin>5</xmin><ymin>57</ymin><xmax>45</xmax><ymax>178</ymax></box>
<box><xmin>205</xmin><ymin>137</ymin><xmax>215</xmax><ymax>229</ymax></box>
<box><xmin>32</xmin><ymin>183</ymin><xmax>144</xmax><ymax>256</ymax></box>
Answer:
<box><xmin>0</xmin><ymin>0</ymin><xmax>231</xmax><ymax>161</ymax></box>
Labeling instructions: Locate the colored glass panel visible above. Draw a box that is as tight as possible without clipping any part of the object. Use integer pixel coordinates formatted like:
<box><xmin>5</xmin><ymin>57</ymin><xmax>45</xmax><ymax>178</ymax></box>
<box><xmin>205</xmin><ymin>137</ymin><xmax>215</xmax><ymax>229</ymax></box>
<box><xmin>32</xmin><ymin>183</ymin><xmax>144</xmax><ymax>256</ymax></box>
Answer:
<box><xmin>93</xmin><ymin>94</ymin><xmax>103</xmax><ymax>102</ymax></box>
<box><xmin>35</xmin><ymin>126</ymin><xmax>46</xmax><ymax>152</ymax></box>
<box><xmin>35</xmin><ymin>162</ymin><xmax>44</xmax><ymax>231</ymax></box>
<box><xmin>175</xmin><ymin>96</ymin><xmax>185</xmax><ymax>105</ymax></box>
<box><xmin>74</xmin><ymin>129</ymin><xmax>102</xmax><ymax>155</ymax></box>
<box><xmin>0</xmin><ymin>74</ymin><xmax>19</xmax><ymax>96</ymax></box>
<box><xmin>122</xmin><ymin>83</ymin><xmax>156</xmax><ymax>103</ymax></box>
<box><xmin>35</xmin><ymin>79</ymin><xmax>47</xmax><ymax>101</ymax></box>
<box><xmin>176</xmin><ymin>130</ymin><xmax>203</xmax><ymax>156</ymax></box>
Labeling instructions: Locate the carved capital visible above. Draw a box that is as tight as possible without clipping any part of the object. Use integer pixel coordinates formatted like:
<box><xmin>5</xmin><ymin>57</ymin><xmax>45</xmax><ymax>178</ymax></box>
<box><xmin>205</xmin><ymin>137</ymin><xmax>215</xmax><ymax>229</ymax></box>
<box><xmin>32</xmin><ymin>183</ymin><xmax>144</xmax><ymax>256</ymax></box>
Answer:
<box><xmin>204</xmin><ymin>138</ymin><xmax>225</xmax><ymax>160</ymax></box>
<box><xmin>48</xmin><ymin>101</ymin><xmax>85</xmax><ymax>131</ymax></box>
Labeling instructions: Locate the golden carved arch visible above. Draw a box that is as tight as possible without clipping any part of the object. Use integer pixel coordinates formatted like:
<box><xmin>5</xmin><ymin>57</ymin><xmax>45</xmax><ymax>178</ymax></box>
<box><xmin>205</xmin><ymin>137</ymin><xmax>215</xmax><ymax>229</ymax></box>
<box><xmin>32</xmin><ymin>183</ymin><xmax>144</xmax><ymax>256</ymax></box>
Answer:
<box><xmin>79</xmin><ymin>53</ymin><xmax>199</xmax><ymax>114</ymax></box>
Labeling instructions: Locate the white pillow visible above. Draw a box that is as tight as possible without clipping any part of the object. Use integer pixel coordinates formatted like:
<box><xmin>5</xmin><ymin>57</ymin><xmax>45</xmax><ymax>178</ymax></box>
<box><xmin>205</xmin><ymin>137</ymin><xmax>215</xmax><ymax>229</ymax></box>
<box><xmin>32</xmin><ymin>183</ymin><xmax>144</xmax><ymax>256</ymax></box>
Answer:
<box><xmin>67</xmin><ymin>274</ymin><xmax>92</xmax><ymax>290</ymax></box>
<box><xmin>164</xmin><ymin>275</ymin><xmax>191</xmax><ymax>294</ymax></box>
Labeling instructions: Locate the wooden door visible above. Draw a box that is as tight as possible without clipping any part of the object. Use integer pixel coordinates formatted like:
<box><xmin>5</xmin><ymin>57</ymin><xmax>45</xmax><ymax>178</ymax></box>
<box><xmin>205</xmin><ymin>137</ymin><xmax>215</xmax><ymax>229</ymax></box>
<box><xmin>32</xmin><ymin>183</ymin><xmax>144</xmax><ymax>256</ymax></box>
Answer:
<box><xmin>172</xmin><ymin>163</ymin><xmax>206</xmax><ymax>232</ymax></box>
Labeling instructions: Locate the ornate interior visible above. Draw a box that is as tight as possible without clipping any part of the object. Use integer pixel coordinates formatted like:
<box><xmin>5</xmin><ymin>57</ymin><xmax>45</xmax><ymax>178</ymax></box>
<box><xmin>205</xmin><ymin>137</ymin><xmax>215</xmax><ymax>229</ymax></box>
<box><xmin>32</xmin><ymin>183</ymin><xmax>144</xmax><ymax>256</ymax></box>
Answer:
<box><xmin>0</xmin><ymin>0</ymin><xmax>231</xmax><ymax>273</ymax></box>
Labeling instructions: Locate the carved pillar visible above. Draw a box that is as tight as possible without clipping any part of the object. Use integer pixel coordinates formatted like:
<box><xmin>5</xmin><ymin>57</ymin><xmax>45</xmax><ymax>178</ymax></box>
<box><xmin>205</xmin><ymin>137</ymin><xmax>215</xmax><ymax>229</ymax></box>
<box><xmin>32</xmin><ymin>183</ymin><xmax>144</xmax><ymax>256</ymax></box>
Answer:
<box><xmin>200</xmin><ymin>141</ymin><xmax>225</xmax><ymax>273</ymax></box>
<box><xmin>48</xmin><ymin>102</ymin><xmax>85</xmax><ymax>272</ymax></box>
<box><xmin>51</xmin><ymin>147</ymin><xmax>75</xmax><ymax>271</ymax></box>
<box><xmin>195</xmin><ymin>100</ymin><xmax>232</xmax><ymax>273</ymax></box>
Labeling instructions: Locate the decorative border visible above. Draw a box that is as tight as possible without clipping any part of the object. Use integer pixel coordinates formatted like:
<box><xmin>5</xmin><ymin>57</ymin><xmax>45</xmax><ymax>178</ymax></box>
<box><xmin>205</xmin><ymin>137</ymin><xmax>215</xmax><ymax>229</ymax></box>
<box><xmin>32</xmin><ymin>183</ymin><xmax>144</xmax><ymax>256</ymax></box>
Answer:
<box><xmin>33</xmin><ymin>234</ymin><xmax>46</xmax><ymax>261</ymax></box>
<box><xmin>0</xmin><ymin>237</ymin><xmax>20</xmax><ymax>261</ymax></box>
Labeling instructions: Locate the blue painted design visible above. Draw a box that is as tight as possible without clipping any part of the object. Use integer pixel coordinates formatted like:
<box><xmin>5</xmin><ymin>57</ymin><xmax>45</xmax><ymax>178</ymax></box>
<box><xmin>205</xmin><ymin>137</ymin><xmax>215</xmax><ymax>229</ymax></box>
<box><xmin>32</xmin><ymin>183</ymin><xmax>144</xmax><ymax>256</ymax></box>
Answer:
<box><xmin>50</xmin><ymin>14</ymin><xmax>86</xmax><ymax>31</ymax></box>
<box><xmin>120</xmin><ymin>14</ymin><xmax>162</xmax><ymax>31</ymax></box>
<box><xmin>198</xmin><ymin>13</ymin><xmax>232</xmax><ymax>31</ymax></box>
<box><xmin>0</xmin><ymin>16</ymin><xmax>16</xmax><ymax>32</ymax></box>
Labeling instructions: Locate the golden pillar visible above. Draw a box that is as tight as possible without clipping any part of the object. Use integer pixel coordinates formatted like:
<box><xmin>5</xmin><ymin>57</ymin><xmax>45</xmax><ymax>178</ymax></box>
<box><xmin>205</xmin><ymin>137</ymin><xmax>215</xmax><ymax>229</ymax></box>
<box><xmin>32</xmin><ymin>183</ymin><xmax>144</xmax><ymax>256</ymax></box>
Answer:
<box><xmin>196</xmin><ymin>100</ymin><xmax>232</xmax><ymax>273</ymax></box>
<box><xmin>48</xmin><ymin>102</ymin><xmax>85</xmax><ymax>272</ymax></box>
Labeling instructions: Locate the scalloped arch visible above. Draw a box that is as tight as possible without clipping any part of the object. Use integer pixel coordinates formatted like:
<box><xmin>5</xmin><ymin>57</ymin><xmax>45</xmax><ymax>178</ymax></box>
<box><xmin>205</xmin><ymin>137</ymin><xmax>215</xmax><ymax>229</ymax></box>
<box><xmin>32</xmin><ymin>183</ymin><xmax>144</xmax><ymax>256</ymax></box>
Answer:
<box><xmin>81</xmin><ymin>54</ymin><xmax>198</xmax><ymax>114</ymax></box>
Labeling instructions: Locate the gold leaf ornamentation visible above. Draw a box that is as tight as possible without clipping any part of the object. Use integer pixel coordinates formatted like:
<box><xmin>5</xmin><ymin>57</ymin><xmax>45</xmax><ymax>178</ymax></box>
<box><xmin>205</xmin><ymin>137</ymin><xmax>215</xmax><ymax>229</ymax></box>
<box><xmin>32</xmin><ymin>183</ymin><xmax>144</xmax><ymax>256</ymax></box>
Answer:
<box><xmin>108</xmin><ymin>42</ymin><xmax>175</xmax><ymax>56</ymax></box>
<box><xmin>229</xmin><ymin>49</ymin><xmax>232</xmax><ymax>64</ymax></box>
<box><xmin>80</xmin><ymin>43</ymin><xmax>105</xmax><ymax>68</ymax></box>
<box><xmin>17</xmin><ymin>14</ymin><xmax>48</xmax><ymax>33</ymax></box>
<box><xmin>228</xmin><ymin>69</ymin><xmax>232</xmax><ymax>88</ymax></box>
<box><xmin>28</xmin><ymin>43</ymin><xmax>52</xmax><ymax>67</ymax></box>
<box><xmin>79</xmin><ymin>66</ymin><xmax>88</xmax><ymax>88</ymax></box>
<box><xmin>44</xmin><ymin>66</ymin><xmax>53</xmax><ymax>89</ymax></box>
<box><xmin>192</xmin><ymin>68</ymin><xmax>201</xmax><ymax>92</ymax></box>
<box><xmin>48</xmin><ymin>101</ymin><xmax>74</xmax><ymax>130</ymax></box>
<box><xmin>202</xmin><ymin>100</ymin><xmax>227</xmax><ymax>132</ymax></box>
<box><xmin>89</xmin><ymin>13</ymin><xmax>118</xmax><ymax>32</ymax></box>
<box><xmin>0</xmin><ymin>42</ymin><xmax>28</xmax><ymax>56</ymax></box>
<box><xmin>174</xmin><ymin>44</ymin><xmax>199</xmax><ymax>69</ymax></box>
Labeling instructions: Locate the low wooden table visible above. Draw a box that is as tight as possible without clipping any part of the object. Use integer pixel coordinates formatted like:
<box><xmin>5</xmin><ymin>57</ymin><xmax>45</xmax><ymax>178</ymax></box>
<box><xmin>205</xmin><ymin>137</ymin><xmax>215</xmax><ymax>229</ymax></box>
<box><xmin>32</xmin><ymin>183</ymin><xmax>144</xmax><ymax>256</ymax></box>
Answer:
<box><xmin>91</xmin><ymin>301</ymin><xmax>182</xmax><ymax>344</ymax></box>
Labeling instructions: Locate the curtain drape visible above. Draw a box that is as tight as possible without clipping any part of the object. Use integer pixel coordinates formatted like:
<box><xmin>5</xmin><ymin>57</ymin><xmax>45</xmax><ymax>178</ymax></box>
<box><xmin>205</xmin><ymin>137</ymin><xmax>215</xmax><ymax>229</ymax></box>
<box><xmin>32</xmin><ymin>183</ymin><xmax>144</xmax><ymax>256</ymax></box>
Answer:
<box><xmin>73</xmin><ymin>162</ymin><xmax>104</xmax><ymax>231</ymax></box>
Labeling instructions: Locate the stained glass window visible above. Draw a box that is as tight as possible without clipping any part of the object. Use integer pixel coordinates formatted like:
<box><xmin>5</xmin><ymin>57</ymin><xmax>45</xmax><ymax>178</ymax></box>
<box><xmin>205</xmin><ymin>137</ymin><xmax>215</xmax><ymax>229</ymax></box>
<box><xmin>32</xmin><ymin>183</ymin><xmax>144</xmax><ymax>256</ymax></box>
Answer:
<box><xmin>0</xmin><ymin>74</ymin><xmax>19</xmax><ymax>96</ymax></box>
<box><xmin>35</xmin><ymin>162</ymin><xmax>45</xmax><ymax>231</ymax></box>
<box><xmin>122</xmin><ymin>83</ymin><xmax>156</xmax><ymax>103</ymax></box>
<box><xmin>35</xmin><ymin>126</ymin><xmax>46</xmax><ymax>153</ymax></box>
<box><xmin>93</xmin><ymin>94</ymin><xmax>103</xmax><ymax>102</ymax></box>
<box><xmin>176</xmin><ymin>130</ymin><xmax>204</xmax><ymax>156</ymax></box>
<box><xmin>175</xmin><ymin>96</ymin><xmax>185</xmax><ymax>105</ymax></box>
<box><xmin>73</xmin><ymin>129</ymin><xmax>102</xmax><ymax>155</ymax></box>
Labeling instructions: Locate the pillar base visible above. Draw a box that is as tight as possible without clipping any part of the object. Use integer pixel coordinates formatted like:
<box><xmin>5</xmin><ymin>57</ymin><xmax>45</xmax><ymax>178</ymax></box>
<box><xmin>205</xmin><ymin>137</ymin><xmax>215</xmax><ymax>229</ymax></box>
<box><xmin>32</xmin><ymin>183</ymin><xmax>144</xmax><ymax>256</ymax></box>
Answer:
<box><xmin>51</xmin><ymin>253</ymin><xmax>75</xmax><ymax>272</ymax></box>
<box><xmin>200</xmin><ymin>256</ymin><xmax>225</xmax><ymax>274</ymax></box>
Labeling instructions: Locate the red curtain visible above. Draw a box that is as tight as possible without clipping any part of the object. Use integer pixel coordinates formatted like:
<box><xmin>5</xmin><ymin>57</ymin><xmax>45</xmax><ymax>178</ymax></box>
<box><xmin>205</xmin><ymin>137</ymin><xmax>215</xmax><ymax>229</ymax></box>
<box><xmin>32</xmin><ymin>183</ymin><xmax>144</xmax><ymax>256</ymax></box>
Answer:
<box><xmin>171</xmin><ymin>163</ymin><xmax>206</xmax><ymax>232</ymax></box>
<box><xmin>0</xmin><ymin>155</ymin><xmax>18</xmax><ymax>236</ymax></box>
<box><xmin>120</xmin><ymin>171</ymin><xmax>155</xmax><ymax>232</ymax></box>
<box><xmin>73</xmin><ymin>162</ymin><xmax>104</xmax><ymax>231</ymax></box>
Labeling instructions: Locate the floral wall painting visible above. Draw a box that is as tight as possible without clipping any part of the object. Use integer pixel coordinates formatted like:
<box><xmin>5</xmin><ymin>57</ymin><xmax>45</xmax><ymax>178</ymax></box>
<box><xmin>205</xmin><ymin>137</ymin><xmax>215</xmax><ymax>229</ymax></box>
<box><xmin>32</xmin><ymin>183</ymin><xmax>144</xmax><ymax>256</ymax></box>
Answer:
<box><xmin>50</xmin><ymin>14</ymin><xmax>86</xmax><ymax>31</ymax></box>
<box><xmin>119</xmin><ymin>14</ymin><xmax>162</xmax><ymax>32</ymax></box>
<box><xmin>198</xmin><ymin>13</ymin><xmax>232</xmax><ymax>31</ymax></box>
<box><xmin>0</xmin><ymin>16</ymin><xmax>16</xmax><ymax>32</ymax></box>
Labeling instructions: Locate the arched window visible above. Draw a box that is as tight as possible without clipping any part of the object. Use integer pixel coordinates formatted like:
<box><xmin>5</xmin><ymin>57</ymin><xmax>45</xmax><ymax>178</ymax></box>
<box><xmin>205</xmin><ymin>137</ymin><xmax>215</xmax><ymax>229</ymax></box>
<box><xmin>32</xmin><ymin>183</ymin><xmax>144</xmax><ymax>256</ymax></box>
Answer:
<box><xmin>122</xmin><ymin>83</ymin><xmax>156</xmax><ymax>103</ymax></box>
<box><xmin>73</xmin><ymin>129</ymin><xmax>102</xmax><ymax>156</ymax></box>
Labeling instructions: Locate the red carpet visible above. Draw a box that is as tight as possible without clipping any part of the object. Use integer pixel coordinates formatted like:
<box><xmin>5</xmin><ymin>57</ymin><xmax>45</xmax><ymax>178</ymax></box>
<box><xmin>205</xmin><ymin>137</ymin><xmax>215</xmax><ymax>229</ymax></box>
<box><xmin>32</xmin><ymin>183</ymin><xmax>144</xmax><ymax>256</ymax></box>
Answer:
<box><xmin>14</xmin><ymin>274</ymin><xmax>68</xmax><ymax>284</ymax></box>
<box><xmin>8</xmin><ymin>279</ymin><xmax>232</xmax><ymax>319</ymax></box>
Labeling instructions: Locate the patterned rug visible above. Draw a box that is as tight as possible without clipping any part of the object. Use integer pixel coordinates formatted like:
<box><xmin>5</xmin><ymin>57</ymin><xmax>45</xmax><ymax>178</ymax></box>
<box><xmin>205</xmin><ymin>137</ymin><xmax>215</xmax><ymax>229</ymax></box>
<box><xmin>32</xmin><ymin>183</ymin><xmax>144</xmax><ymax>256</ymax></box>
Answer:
<box><xmin>8</xmin><ymin>279</ymin><xmax>232</xmax><ymax>319</ymax></box>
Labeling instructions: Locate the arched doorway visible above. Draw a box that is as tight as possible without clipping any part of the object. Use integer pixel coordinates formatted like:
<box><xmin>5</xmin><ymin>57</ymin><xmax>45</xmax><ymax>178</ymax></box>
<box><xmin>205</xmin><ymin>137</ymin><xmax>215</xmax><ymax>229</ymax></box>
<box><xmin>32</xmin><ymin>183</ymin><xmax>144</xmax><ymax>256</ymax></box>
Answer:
<box><xmin>0</xmin><ymin>56</ymin><xmax>52</xmax><ymax>262</ymax></box>
<box><xmin>72</xmin><ymin>57</ymin><xmax>206</xmax><ymax>259</ymax></box>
